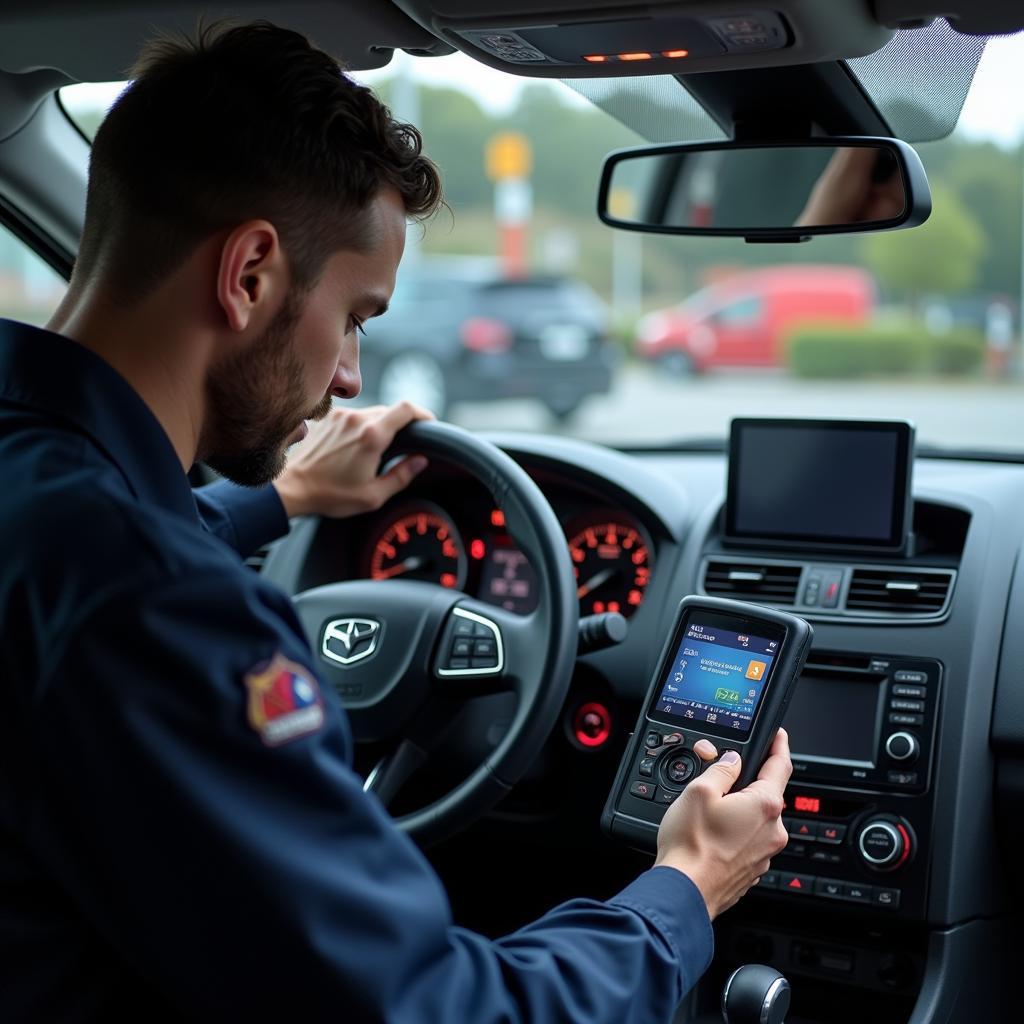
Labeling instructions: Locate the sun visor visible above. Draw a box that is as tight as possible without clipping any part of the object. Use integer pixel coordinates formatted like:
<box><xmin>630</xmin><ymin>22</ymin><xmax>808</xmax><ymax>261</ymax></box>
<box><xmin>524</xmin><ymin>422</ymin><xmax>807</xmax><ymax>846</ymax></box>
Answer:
<box><xmin>392</xmin><ymin>0</ymin><xmax>895</xmax><ymax>78</ymax></box>
<box><xmin>0</xmin><ymin>1</ymin><xmax>447</xmax><ymax>81</ymax></box>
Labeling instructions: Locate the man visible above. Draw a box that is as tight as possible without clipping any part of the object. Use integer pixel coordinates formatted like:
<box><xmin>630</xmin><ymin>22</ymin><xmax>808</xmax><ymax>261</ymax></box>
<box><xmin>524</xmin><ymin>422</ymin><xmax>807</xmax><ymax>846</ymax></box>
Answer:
<box><xmin>0</xmin><ymin>21</ymin><xmax>790</xmax><ymax>1022</ymax></box>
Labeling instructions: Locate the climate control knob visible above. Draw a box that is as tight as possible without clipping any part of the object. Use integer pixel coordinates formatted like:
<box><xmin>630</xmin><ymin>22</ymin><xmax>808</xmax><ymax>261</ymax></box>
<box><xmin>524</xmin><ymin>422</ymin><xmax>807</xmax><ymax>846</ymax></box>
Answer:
<box><xmin>885</xmin><ymin>731</ymin><xmax>919</xmax><ymax>764</ymax></box>
<box><xmin>857</xmin><ymin>817</ymin><xmax>914</xmax><ymax>871</ymax></box>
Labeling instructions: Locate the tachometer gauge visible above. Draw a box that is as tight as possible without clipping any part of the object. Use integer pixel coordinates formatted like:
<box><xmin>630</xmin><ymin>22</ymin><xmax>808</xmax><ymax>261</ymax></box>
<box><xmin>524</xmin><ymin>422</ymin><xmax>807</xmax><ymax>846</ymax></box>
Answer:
<box><xmin>368</xmin><ymin>503</ymin><xmax>467</xmax><ymax>590</ymax></box>
<box><xmin>566</xmin><ymin>515</ymin><xmax>653</xmax><ymax>619</ymax></box>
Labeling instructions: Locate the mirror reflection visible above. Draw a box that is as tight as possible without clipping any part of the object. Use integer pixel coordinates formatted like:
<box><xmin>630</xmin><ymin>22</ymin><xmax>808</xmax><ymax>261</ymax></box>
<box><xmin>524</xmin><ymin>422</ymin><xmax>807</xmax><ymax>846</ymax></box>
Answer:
<box><xmin>606</xmin><ymin>145</ymin><xmax>908</xmax><ymax>232</ymax></box>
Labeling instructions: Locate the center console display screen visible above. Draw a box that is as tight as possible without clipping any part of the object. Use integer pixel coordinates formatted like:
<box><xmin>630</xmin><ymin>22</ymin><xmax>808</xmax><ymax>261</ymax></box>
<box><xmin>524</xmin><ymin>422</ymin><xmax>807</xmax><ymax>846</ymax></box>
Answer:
<box><xmin>783</xmin><ymin>673</ymin><xmax>881</xmax><ymax>764</ymax></box>
<box><xmin>725</xmin><ymin>418</ymin><xmax>914</xmax><ymax>550</ymax></box>
<box><xmin>652</xmin><ymin>616</ymin><xmax>780</xmax><ymax>738</ymax></box>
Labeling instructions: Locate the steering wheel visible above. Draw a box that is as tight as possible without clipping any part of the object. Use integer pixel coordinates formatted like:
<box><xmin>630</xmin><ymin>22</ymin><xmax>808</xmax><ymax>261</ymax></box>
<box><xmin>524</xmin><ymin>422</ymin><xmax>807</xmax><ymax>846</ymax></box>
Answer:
<box><xmin>291</xmin><ymin>420</ymin><xmax>578</xmax><ymax>847</ymax></box>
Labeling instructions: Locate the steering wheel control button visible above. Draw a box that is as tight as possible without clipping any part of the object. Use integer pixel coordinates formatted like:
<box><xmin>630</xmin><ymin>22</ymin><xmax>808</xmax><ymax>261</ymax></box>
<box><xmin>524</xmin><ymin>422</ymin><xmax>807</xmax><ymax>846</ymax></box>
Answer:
<box><xmin>885</xmin><ymin>731</ymin><xmax>920</xmax><ymax>763</ymax></box>
<box><xmin>629</xmin><ymin>780</ymin><xmax>655</xmax><ymax>800</ymax></box>
<box><xmin>664</xmin><ymin>751</ymin><xmax>698</xmax><ymax>785</ymax></box>
<box><xmin>645</xmin><ymin>730</ymin><xmax>663</xmax><ymax>750</ymax></box>
<box><xmin>436</xmin><ymin>608</ymin><xmax>504</xmax><ymax>678</ymax></box>
<box><xmin>654</xmin><ymin>787</ymin><xmax>678</xmax><ymax>804</ymax></box>
<box><xmin>817</xmin><ymin>823</ymin><xmax>846</xmax><ymax>844</ymax></box>
<box><xmin>638</xmin><ymin>757</ymin><xmax>655</xmax><ymax>777</ymax></box>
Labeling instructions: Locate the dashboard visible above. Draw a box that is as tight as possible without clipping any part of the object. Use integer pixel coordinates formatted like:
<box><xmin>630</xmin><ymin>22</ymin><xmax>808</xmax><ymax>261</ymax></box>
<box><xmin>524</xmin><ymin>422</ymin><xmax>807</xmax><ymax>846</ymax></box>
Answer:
<box><xmin>262</xmin><ymin>429</ymin><xmax>1024</xmax><ymax>1024</ymax></box>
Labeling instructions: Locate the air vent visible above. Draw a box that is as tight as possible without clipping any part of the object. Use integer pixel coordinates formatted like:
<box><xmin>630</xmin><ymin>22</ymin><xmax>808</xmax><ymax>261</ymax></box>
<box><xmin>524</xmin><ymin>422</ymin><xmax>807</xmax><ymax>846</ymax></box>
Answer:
<box><xmin>704</xmin><ymin>560</ymin><xmax>802</xmax><ymax>605</ymax></box>
<box><xmin>846</xmin><ymin>568</ymin><xmax>953</xmax><ymax>616</ymax></box>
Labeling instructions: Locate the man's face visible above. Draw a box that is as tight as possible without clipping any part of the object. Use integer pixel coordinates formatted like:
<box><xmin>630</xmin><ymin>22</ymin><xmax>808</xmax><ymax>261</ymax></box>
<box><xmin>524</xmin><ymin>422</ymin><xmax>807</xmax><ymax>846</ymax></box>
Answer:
<box><xmin>201</xmin><ymin>188</ymin><xmax>407</xmax><ymax>485</ymax></box>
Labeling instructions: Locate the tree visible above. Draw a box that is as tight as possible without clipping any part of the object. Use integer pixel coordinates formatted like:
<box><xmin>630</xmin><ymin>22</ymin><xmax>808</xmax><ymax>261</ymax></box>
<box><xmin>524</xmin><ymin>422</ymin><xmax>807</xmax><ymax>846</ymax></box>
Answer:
<box><xmin>860</xmin><ymin>183</ymin><xmax>986</xmax><ymax>304</ymax></box>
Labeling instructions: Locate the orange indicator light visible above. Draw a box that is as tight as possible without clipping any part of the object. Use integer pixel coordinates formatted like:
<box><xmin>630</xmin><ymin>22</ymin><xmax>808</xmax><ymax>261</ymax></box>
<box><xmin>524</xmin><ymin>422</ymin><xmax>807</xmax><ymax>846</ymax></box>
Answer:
<box><xmin>662</xmin><ymin>49</ymin><xmax>690</xmax><ymax>58</ymax></box>
<box><xmin>490</xmin><ymin>509</ymin><xmax>506</xmax><ymax>528</ymax></box>
<box><xmin>619</xmin><ymin>52</ymin><xmax>652</xmax><ymax>61</ymax></box>
<box><xmin>583</xmin><ymin>54</ymin><xmax>607</xmax><ymax>63</ymax></box>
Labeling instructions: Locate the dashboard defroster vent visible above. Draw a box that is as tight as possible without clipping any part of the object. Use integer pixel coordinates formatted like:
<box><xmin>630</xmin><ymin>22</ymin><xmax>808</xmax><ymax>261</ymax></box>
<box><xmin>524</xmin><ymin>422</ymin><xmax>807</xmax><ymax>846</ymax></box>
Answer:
<box><xmin>846</xmin><ymin>568</ymin><xmax>954</xmax><ymax>616</ymax></box>
<box><xmin>703</xmin><ymin>560</ymin><xmax>802</xmax><ymax>604</ymax></box>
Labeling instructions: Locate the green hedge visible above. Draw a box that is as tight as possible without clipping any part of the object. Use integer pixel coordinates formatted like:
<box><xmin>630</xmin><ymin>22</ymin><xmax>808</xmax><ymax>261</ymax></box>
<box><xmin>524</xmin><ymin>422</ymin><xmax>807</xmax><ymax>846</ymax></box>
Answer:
<box><xmin>785</xmin><ymin>324</ymin><xmax>985</xmax><ymax>379</ymax></box>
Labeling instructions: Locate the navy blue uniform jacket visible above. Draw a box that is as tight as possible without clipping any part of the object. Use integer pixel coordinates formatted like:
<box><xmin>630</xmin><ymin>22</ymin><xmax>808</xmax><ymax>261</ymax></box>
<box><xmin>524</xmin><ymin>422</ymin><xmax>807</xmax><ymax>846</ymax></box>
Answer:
<box><xmin>0</xmin><ymin>320</ymin><xmax>713</xmax><ymax>1022</ymax></box>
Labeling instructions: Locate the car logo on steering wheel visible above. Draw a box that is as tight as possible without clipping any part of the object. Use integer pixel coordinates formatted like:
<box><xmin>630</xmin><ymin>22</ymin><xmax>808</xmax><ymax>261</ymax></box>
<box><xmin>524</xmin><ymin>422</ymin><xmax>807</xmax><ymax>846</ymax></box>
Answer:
<box><xmin>322</xmin><ymin>618</ymin><xmax>381</xmax><ymax>666</ymax></box>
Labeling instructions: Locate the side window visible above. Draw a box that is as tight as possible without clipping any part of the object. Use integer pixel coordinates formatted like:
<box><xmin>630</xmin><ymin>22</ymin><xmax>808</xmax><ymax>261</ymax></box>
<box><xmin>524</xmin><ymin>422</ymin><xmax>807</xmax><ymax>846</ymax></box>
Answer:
<box><xmin>713</xmin><ymin>296</ymin><xmax>763</xmax><ymax>325</ymax></box>
<box><xmin>0</xmin><ymin>225</ymin><xmax>66</xmax><ymax>326</ymax></box>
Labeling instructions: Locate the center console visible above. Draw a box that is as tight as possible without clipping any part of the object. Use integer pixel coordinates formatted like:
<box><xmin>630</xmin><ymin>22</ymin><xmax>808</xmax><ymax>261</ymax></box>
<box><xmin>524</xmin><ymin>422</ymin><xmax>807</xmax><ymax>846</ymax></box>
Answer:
<box><xmin>756</xmin><ymin>650</ymin><xmax>940</xmax><ymax>919</ymax></box>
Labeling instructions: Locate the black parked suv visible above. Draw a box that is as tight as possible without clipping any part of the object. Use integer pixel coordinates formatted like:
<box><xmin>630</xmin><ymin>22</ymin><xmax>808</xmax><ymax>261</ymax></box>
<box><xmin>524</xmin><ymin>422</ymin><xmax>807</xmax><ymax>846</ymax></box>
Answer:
<box><xmin>359</xmin><ymin>259</ymin><xmax>618</xmax><ymax>420</ymax></box>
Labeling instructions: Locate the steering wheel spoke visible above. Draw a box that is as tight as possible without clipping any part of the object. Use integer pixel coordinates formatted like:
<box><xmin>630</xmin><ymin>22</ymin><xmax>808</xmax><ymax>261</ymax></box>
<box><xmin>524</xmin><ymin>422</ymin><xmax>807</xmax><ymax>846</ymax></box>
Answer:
<box><xmin>433</xmin><ymin>600</ymin><xmax>542</xmax><ymax>697</ymax></box>
<box><xmin>291</xmin><ymin>420</ymin><xmax>577</xmax><ymax>847</ymax></box>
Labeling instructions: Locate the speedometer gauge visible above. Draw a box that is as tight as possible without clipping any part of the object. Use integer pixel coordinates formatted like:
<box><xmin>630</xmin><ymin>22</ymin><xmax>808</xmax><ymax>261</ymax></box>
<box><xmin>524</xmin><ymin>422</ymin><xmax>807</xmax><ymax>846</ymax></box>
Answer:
<box><xmin>566</xmin><ymin>515</ymin><xmax>653</xmax><ymax>619</ymax></box>
<box><xmin>368</xmin><ymin>503</ymin><xmax>467</xmax><ymax>590</ymax></box>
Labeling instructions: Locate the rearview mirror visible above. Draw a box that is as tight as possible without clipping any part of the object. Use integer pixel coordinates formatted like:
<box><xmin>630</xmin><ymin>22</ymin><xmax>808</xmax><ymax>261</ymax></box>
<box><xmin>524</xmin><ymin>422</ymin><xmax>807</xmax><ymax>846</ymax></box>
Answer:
<box><xmin>598</xmin><ymin>137</ymin><xmax>931</xmax><ymax>241</ymax></box>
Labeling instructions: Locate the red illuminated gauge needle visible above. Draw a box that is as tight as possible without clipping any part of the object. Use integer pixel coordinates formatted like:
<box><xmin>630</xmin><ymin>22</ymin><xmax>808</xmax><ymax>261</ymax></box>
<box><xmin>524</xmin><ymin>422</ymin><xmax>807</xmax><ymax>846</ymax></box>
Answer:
<box><xmin>577</xmin><ymin>567</ymin><xmax>615</xmax><ymax>599</ymax></box>
<box><xmin>376</xmin><ymin>556</ymin><xmax>426</xmax><ymax>580</ymax></box>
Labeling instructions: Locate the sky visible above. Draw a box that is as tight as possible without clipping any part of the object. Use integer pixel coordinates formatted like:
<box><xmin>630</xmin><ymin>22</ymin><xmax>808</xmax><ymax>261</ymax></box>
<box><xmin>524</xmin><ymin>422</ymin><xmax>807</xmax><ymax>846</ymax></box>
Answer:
<box><xmin>61</xmin><ymin>27</ymin><xmax>1024</xmax><ymax>147</ymax></box>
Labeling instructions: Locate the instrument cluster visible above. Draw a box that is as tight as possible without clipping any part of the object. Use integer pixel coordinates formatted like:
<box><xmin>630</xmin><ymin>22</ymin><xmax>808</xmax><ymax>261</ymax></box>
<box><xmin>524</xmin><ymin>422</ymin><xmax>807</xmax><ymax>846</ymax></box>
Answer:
<box><xmin>361</xmin><ymin>492</ymin><xmax>654</xmax><ymax>618</ymax></box>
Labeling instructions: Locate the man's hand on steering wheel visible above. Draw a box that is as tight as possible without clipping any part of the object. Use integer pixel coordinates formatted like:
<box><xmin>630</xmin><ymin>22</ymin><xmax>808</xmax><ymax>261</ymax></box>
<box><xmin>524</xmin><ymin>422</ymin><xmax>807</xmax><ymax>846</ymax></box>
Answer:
<box><xmin>274</xmin><ymin>401</ymin><xmax>434</xmax><ymax>519</ymax></box>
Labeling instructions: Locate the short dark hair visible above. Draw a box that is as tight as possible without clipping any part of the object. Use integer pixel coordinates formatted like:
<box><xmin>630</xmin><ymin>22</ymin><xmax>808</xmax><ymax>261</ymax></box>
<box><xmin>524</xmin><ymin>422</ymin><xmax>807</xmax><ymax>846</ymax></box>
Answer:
<box><xmin>75</xmin><ymin>20</ymin><xmax>443</xmax><ymax>302</ymax></box>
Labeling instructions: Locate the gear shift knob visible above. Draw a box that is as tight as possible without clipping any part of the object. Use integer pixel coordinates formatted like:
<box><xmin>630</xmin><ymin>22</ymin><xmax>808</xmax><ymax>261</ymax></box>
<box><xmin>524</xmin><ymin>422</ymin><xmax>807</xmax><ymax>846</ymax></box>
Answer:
<box><xmin>721</xmin><ymin>964</ymin><xmax>790</xmax><ymax>1024</ymax></box>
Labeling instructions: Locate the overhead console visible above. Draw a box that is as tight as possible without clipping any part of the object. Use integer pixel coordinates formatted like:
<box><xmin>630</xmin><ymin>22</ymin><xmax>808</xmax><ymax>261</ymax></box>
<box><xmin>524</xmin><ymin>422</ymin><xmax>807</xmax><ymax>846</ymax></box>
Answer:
<box><xmin>391</xmin><ymin>1</ymin><xmax>894</xmax><ymax>77</ymax></box>
<box><xmin>701</xmin><ymin>417</ymin><xmax>968</xmax><ymax>624</ymax></box>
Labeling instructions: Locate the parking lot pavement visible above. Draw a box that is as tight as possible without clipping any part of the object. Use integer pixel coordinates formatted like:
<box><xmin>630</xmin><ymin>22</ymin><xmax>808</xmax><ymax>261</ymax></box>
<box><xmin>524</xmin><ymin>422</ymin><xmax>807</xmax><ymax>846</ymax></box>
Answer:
<box><xmin>448</xmin><ymin>364</ymin><xmax>1024</xmax><ymax>452</ymax></box>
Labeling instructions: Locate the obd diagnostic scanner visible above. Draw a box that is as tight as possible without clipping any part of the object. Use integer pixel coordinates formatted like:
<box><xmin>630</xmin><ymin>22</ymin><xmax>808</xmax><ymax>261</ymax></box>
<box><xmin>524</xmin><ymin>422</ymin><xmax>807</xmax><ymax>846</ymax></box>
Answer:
<box><xmin>603</xmin><ymin>596</ymin><xmax>812</xmax><ymax>849</ymax></box>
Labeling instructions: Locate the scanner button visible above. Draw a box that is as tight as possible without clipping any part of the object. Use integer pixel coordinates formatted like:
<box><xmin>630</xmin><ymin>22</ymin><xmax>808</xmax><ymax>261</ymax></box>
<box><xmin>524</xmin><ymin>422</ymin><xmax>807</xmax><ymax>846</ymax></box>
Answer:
<box><xmin>665</xmin><ymin>752</ymin><xmax>698</xmax><ymax>785</ymax></box>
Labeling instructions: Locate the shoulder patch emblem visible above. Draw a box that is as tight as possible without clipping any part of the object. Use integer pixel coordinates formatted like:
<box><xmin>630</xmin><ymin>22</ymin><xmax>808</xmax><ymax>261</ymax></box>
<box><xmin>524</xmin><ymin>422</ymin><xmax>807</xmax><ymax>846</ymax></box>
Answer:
<box><xmin>244</xmin><ymin>653</ymin><xmax>324</xmax><ymax>746</ymax></box>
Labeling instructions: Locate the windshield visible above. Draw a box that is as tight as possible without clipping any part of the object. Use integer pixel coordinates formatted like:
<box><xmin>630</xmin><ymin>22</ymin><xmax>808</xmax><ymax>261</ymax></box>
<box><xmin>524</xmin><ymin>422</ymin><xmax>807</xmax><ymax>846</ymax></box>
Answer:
<box><xmin>60</xmin><ymin>31</ymin><xmax>1024</xmax><ymax>454</ymax></box>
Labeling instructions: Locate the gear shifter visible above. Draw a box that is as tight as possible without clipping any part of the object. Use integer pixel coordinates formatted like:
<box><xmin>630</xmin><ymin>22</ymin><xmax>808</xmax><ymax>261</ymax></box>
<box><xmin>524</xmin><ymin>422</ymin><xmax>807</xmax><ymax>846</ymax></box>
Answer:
<box><xmin>721</xmin><ymin>964</ymin><xmax>790</xmax><ymax>1024</ymax></box>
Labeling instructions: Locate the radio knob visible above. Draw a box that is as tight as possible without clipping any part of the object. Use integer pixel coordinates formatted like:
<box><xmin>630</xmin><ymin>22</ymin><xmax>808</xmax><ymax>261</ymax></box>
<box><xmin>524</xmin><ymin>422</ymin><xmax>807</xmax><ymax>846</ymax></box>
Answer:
<box><xmin>857</xmin><ymin>818</ymin><xmax>914</xmax><ymax>871</ymax></box>
<box><xmin>885</xmin><ymin>731</ymin><xmax>919</xmax><ymax>764</ymax></box>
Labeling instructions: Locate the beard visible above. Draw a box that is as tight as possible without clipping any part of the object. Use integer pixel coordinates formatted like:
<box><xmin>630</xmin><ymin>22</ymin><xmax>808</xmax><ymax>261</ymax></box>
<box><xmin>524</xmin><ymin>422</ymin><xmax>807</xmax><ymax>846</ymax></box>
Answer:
<box><xmin>199</xmin><ymin>292</ymin><xmax>332</xmax><ymax>487</ymax></box>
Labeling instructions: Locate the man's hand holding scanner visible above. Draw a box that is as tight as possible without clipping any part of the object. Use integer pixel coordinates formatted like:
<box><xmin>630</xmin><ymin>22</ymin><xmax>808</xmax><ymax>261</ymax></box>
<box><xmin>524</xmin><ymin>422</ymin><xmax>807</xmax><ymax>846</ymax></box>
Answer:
<box><xmin>655</xmin><ymin>729</ymin><xmax>792</xmax><ymax>919</ymax></box>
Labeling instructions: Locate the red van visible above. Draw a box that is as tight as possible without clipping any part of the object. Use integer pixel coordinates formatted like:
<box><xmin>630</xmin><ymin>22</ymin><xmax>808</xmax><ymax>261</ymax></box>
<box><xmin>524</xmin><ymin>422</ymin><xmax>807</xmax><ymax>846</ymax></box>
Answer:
<box><xmin>635</xmin><ymin>265</ymin><xmax>875</xmax><ymax>373</ymax></box>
